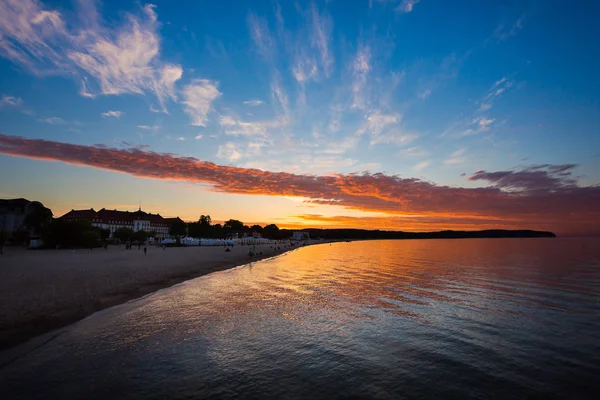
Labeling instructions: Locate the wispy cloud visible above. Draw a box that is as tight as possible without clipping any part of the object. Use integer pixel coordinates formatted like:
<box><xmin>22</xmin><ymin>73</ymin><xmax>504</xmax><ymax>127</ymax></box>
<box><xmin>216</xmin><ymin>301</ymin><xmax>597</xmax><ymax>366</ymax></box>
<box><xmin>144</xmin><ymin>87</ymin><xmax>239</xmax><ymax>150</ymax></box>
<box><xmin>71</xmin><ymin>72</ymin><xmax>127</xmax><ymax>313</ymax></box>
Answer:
<box><xmin>443</xmin><ymin>76</ymin><xmax>514</xmax><ymax>137</ymax></box>
<box><xmin>101</xmin><ymin>110</ymin><xmax>123</xmax><ymax>119</ymax></box>
<box><xmin>417</xmin><ymin>88</ymin><xmax>432</xmax><ymax>99</ymax></box>
<box><xmin>137</xmin><ymin>124</ymin><xmax>159</xmax><ymax>131</ymax></box>
<box><xmin>243</xmin><ymin>99</ymin><xmax>264</xmax><ymax>106</ymax></box>
<box><xmin>39</xmin><ymin>117</ymin><xmax>64</xmax><ymax>124</ymax></box>
<box><xmin>1</xmin><ymin>134</ymin><xmax>598</xmax><ymax>234</ymax></box>
<box><xmin>247</xmin><ymin>12</ymin><xmax>275</xmax><ymax>61</ymax></box>
<box><xmin>309</xmin><ymin>3</ymin><xmax>333</xmax><ymax>77</ymax></box>
<box><xmin>182</xmin><ymin>79</ymin><xmax>221</xmax><ymax>126</ymax></box>
<box><xmin>413</xmin><ymin>160</ymin><xmax>431</xmax><ymax>171</ymax></box>
<box><xmin>219</xmin><ymin>115</ymin><xmax>287</xmax><ymax>137</ymax></box>
<box><xmin>271</xmin><ymin>71</ymin><xmax>290</xmax><ymax>118</ymax></box>
<box><xmin>0</xmin><ymin>1</ymin><xmax>183</xmax><ymax>111</ymax></box>
<box><xmin>494</xmin><ymin>16</ymin><xmax>525</xmax><ymax>41</ymax></box>
<box><xmin>444</xmin><ymin>148</ymin><xmax>467</xmax><ymax>164</ymax></box>
<box><xmin>400</xmin><ymin>147</ymin><xmax>429</xmax><ymax>157</ymax></box>
<box><xmin>352</xmin><ymin>43</ymin><xmax>371</xmax><ymax>111</ymax></box>
<box><xmin>396</xmin><ymin>0</ymin><xmax>421</xmax><ymax>13</ymax></box>
<box><xmin>0</xmin><ymin>95</ymin><xmax>23</xmax><ymax>107</ymax></box>
<box><xmin>371</xmin><ymin>130</ymin><xmax>418</xmax><ymax>146</ymax></box>
<box><xmin>217</xmin><ymin>141</ymin><xmax>265</xmax><ymax>162</ymax></box>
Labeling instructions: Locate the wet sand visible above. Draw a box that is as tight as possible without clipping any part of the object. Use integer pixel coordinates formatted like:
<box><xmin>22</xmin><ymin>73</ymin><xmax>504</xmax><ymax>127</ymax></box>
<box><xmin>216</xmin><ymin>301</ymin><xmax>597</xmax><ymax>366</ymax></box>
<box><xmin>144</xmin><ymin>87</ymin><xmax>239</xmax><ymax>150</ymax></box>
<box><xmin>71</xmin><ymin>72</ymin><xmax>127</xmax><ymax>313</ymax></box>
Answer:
<box><xmin>0</xmin><ymin>243</ymin><xmax>305</xmax><ymax>350</ymax></box>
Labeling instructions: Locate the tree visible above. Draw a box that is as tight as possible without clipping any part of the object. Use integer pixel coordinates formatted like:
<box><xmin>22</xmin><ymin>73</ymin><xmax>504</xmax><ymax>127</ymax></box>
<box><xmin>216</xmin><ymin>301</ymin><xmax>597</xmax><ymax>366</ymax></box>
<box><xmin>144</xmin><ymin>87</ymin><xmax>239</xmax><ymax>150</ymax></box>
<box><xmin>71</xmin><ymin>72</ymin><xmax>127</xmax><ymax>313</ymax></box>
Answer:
<box><xmin>211</xmin><ymin>223</ymin><xmax>224</xmax><ymax>238</ymax></box>
<box><xmin>113</xmin><ymin>227</ymin><xmax>134</xmax><ymax>243</ymax></box>
<box><xmin>263</xmin><ymin>224</ymin><xmax>280</xmax><ymax>239</ymax></box>
<box><xmin>98</xmin><ymin>228</ymin><xmax>111</xmax><ymax>241</ymax></box>
<box><xmin>24</xmin><ymin>203</ymin><xmax>53</xmax><ymax>235</ymax></box>
<box><xmin>169</xmin><ymin>219</ymin><xmax>187</xmax><ymax>238</ymax></box>
<box><xmin>251</xmin><ymin>225</ymin><xmax>264</xmax><ymax>235</ymax></box>
<box><xmin>199</xmin><ymin>215</ymin><xmax>212</xmax><ymax>226</ymax></box>
<box><xmin>41</xmin><ymin>219</ymin><xmax>101</xmax><ymax>248</ymax></box>
<box><xmin>131</xmin><ymin>230</ymin><xmax>148</xmax><ymax>243</ymax></box>
<box><xmin>223</xmin><ymin>219</ymin><xmax>244</xmax><ymax>235</ymax></box>
<box><xmin>81</xmin><ymin>230</ymin><xmax>100</xmax><ymax>249</ymax></box>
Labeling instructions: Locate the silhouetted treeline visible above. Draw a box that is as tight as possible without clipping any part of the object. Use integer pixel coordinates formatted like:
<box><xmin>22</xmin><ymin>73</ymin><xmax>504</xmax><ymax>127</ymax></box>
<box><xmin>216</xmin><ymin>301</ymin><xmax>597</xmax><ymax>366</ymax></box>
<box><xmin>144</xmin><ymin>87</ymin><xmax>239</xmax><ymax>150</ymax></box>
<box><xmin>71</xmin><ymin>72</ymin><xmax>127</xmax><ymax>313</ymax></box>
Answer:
<box><xmin>185</xmin><ymin>215</ymin><xmax>555</xmax><ymax>240</ymax></box>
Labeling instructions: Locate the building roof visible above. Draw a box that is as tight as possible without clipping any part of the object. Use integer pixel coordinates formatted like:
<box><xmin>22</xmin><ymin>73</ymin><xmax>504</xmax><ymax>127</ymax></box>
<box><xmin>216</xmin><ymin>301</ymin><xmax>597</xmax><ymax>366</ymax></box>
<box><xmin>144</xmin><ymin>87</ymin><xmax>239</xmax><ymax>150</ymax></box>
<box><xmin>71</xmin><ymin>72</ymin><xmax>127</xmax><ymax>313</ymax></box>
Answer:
<box><xmin>59</xmin><ymin>208</ymin><xmax>167</xmax><ymax>224</ymax></box>
<box><xmin>163</xmin><ymin>217</ymin><xmax>184</xmax><ymax>224</ymax></box>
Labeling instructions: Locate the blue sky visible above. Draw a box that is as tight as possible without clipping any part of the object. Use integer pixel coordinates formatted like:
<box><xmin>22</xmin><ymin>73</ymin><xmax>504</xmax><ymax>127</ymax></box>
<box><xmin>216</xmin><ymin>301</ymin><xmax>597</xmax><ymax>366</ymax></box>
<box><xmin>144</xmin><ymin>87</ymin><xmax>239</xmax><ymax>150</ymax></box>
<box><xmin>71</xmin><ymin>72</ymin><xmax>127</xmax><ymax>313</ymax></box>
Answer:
<box><xmin>1</xmin><ymin>0</ymin><xmax>599</xmax><ymax>234</ymax></box>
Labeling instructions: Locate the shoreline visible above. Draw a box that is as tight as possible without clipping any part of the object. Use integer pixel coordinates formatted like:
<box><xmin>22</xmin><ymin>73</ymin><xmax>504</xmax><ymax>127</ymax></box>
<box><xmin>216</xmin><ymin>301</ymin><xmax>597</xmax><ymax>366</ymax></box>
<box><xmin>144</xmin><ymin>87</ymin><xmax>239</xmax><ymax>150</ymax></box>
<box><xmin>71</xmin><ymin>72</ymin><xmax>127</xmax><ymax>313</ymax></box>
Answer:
<box><xmin>0</xmin><ymin>242</ymin><xmax>317</xmax><ymax>351</ymax></box>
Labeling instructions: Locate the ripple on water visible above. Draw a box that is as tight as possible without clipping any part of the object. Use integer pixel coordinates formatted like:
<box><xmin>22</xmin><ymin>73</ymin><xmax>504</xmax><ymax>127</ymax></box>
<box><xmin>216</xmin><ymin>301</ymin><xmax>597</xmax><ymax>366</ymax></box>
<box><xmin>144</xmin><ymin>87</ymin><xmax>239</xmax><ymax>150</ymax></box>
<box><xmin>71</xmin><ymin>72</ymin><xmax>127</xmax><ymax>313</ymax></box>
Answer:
<box><xmin>1</xmin><ymin>238</ymin><xmax>599</xmax><ymax>399</ymax></box>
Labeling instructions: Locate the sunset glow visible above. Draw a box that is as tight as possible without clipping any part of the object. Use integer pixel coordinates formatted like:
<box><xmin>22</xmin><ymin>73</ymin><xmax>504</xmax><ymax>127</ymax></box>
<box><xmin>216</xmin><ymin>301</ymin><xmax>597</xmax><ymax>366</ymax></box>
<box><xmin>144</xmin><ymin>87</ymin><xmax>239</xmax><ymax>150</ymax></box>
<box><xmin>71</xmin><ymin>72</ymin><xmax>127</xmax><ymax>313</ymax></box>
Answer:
<box><xmin>1</xmin><ymin>0</ymin><xmax>599</xmax><ymax>235</ymax></box>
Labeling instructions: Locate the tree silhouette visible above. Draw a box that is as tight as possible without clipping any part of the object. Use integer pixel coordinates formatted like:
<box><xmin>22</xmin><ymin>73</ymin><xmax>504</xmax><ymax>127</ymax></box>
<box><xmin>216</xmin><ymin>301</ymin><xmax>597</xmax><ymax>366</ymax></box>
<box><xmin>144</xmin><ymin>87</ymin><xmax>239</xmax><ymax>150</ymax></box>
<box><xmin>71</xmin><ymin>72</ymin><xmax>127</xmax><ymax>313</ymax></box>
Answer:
<box><xmin>199</xmin><ymin>215</ymin><xmax>212</xmax><ymax>226</ymax></box>
<box><xmin>113</xmin><ymin>227</ymin><xmax>134</xmax><ymax>243</ymax></box>
<box><xmin>263</xmin><ymin>224</ymin><xmax>280</xmax><ymax>239</ymax></box>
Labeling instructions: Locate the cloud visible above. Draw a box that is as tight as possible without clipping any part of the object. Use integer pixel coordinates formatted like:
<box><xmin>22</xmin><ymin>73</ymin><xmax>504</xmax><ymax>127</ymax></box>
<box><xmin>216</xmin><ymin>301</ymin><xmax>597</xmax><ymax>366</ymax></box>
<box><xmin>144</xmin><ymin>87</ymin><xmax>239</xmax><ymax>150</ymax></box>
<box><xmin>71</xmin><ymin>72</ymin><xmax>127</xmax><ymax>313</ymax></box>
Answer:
<box><xmin>292</xmin><ymin>56</ymin><xmax>318</xmax><ymax>83</ymax></box>
<box><xmin>217</xmin><ymin>141</ymin><xmax>265</xmax><ymax>162</ymax></box>
<box><xmin>396</xmin><ymin>0</ymin><xmax>421</xmax><ymax>13</ymax></box>
<box><xmin>469</xmin><ymin>164</ymin><xmax>579</xmax><ymax>194</ymax></box>
<box><xmin>182</xmin><ymin>79</ymin><xmax>221</xmax><ymax>126</ymax></box>
<box><xmin>101</xmin><ymin>110</ymin><xmax>124</xmax><ymax>119</ymax></box>
<box><xmin>371</xmin><ymin>130</ymin><xmax>418</xmax><ymax>146</ymax></box>
<box><xmin>216</xmin><ymin>142</ymin><xmax>242</xmax><ymax>162</ymax></box>
<box><xmin>352</xmin><ymin>43</ymin><xmax>371</xmax><ymax>111</ymax></box>
<box><xmin>356</xmin><ymin>112</ymin><xmax>399</xmax><ymax>139</ymax></box>
<box><xmin>417</xmin><ymin>88</ymin><xmax>432</xmax><ymax>99</ymax></box>
<box><xmin>444</xmin><ymin>76</ymin><xmax>513</xmax><ymax>137</ymax></box>
<box><xmin>0</xmin><ymin>1</ymin><xmax>183</xmax><ymax>111</ymax></box>
<box><xmin>400</xmin><ymin>147</ymin><xmax>429</xmax><ymax>157</ymax></box>
<box><xmin>413</xmin><ymin>160</ymin><xmax>431</xmax><ymax>171</ymax></box>
<box><xmin>270</xmin><ymin>71</ymin><xmax>290</xmax><ymax>117</ymax></box>
<box><xmin>1</xmin><ymin>95</ymin><xmax>23</xmax><ymax>107</ymax></box>
<box><xmin>247</xmin><ymin>13</ymin><xmax>274</xmax><ymax>60</ymax></box>
<box><xmin>39</xmin><ymin>117</ymin><xmax>64</xmax><ymax>124</ymax></box>
<box><xmin>478</xmin><ymin>103</ymin><xmax>492</xmax><ymax>112</ymax></box>
<box><xmin>309</xmin><ymin>4</ymin><xmax>333</xmax><ymax>76</ymax></box>
<box><xmin>1</xmin><ymin>134</ymin><xmax>599</xmax><ymax>235</ymax></box>
<box><xmin>137</xmin><ymin>124</ymin><xmax>159</xmax><ymax>131</ymax></box>
<box><xmin>494</xmin><ymin>16</ymin><xmax>525</xmax><ymax>41</ymax></box>
<box><xmin>219</xmin><ymin>115</ymin><xmax>288</xmax><ymax>137</ymax></box>
<box><xmin>444</xmin><ymin>148</ymin><xmax>467</xmax><ymax>164</ymax></box>
<box><xmin>194</xmin><ymin>135</ymin><xmax>203</xmax><ymax>140</ymax></box>
<box><xmin>243</xmin><ymin>99</ymin><xmax>264</xmax><ymax>106</ymax></box>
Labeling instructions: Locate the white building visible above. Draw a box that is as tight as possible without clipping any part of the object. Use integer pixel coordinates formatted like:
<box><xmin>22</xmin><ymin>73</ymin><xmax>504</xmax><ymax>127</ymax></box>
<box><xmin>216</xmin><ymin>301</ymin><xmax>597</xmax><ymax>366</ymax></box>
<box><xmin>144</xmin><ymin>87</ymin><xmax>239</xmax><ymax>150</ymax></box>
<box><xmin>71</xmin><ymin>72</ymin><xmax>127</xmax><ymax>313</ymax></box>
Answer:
<box><xmin>292</xmin><ymin>231</ymin><xmax>310</xmax><ymax>241</ymax></box>
<box><xmin>59</xmin><ymin>207</ymin><xmax>170</xmax><ymax>238</ymax></box>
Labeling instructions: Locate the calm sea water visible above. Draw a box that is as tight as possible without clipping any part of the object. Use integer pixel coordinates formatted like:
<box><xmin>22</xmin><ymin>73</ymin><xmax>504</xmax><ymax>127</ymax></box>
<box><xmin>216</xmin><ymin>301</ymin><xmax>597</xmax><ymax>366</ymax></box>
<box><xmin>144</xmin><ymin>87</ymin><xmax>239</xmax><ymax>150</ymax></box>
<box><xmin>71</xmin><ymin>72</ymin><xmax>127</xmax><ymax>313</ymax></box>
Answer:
<box><xmin>1</xmin><ymin>238</ymin><xmax>599</xmax><ymax>399</ymax></box>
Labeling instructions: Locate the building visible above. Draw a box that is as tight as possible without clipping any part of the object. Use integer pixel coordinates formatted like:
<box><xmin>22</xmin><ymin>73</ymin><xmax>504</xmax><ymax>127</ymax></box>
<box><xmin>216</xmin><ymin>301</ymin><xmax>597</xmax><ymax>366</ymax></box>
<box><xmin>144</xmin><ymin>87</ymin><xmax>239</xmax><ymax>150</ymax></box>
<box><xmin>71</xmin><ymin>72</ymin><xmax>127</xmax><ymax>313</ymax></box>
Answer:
<box><xmin>292</xmin><ymin>231</ymin><xmax>310</xmax><ymax>241</ymax></box>
<box><xmin>0</xmin><ymin>198</ymin><xmax>52</xmax><ymax>237</ymax></box>
<box><xmin>59</xmin><ymin>207</ymin><xmax>171</xmax><ymax>238</ymax></box>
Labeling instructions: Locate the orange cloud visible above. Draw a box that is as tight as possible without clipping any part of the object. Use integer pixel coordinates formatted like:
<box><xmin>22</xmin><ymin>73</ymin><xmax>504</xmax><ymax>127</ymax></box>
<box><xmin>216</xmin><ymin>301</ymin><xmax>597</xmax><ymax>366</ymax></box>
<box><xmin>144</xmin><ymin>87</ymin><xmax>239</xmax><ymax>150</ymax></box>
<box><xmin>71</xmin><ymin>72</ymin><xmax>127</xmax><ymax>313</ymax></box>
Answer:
<box><xmin>1</xmin><ymin>134</ymin><xmax>599</xmax><ymax>235</ymax></box>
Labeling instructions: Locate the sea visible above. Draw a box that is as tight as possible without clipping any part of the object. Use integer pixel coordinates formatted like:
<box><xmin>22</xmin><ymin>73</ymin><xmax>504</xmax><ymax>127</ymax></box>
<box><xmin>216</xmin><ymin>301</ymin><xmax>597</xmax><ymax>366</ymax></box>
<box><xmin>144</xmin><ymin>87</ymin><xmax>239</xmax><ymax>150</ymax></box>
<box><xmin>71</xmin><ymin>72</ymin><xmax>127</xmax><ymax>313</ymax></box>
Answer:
<box><xmin>1</xmin><ymin>238</ymin><xmax>599</xmax><ymax>399</ymax></box>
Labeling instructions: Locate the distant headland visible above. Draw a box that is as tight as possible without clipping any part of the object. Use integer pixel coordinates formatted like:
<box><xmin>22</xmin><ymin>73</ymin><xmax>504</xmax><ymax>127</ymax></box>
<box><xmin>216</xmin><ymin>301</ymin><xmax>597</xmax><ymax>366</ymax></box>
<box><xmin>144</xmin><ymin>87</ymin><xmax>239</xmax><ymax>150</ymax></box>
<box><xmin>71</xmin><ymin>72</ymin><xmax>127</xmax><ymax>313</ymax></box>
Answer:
<box><xmin>289</xmin><ymin>228</ymin><xmax>556</xmax><ymax>240</ymax></box>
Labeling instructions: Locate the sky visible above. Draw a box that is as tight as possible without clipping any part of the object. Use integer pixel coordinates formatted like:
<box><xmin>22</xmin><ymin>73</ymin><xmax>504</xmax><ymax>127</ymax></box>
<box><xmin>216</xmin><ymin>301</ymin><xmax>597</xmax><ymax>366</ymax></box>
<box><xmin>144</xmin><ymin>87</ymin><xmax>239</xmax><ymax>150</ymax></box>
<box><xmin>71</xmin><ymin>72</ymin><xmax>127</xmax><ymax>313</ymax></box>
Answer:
<box><xmin>0</xmin><ymin>0</ymin><xmax>599</xmax><ymax>236</ymax></box>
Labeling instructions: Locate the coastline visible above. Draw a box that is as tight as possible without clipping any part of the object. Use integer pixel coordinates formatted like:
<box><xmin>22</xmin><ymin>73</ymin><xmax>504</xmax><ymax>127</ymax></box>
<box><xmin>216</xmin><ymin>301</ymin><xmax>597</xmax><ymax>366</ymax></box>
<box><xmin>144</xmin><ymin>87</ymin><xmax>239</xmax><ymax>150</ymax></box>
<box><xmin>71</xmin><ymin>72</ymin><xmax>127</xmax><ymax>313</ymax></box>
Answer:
<box><xmin>0</xmin><ymin>242</ymin><xmax>314</xmax><ymax>351</ymax></box>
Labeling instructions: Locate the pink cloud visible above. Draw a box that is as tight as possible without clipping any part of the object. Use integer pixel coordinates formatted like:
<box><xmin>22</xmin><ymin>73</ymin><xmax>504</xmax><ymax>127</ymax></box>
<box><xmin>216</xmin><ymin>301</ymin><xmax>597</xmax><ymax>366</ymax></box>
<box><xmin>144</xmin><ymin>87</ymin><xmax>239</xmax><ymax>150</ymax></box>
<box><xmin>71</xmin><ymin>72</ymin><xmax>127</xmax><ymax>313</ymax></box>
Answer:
<box><xmin>1</xmin><ymin>134</ymin><xmax>599</xmax><ymax>235</ymax></box>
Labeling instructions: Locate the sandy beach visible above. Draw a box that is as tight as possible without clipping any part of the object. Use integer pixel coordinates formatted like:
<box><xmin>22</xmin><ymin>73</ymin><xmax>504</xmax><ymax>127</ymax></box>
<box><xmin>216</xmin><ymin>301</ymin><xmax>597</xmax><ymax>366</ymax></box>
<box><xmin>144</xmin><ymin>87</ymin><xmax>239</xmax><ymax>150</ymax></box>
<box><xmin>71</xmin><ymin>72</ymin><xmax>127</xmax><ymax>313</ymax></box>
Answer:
<box><xmin>0</xmin><ymin>242</ymin><xmax>306</xmax><ymax>350</ymax></box>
